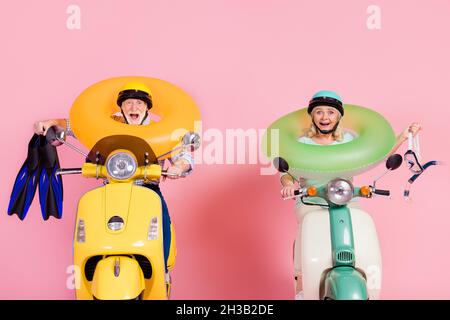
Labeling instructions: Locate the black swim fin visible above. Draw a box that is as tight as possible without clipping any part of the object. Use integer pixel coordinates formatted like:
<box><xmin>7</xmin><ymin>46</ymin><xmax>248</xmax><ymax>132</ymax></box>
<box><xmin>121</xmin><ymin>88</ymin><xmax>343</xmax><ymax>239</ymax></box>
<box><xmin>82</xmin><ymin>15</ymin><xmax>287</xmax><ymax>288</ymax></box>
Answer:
<box><xmin>7</xmin><ymin>134</ymin><xmax>41</xmax><ymax>220</ymax></box>
<box><xmin>38</xmin><ymin>137</ymin><xmax>63</xmax><ymax>220</ymax></box>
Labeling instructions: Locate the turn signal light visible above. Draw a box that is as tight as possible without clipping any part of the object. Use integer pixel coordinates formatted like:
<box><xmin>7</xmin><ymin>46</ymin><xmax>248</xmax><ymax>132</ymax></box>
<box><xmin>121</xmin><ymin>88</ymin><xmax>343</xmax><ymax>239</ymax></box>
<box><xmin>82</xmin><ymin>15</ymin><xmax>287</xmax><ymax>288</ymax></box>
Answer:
<box><xmin>307</xmin><ymin>186</ymin><xmax>317</xmax><ymax>197</ymax></box>
<box><xmin>360</xmin><ymin>186</ymin><xmax>371</xmax><ymax>197</ymax></box>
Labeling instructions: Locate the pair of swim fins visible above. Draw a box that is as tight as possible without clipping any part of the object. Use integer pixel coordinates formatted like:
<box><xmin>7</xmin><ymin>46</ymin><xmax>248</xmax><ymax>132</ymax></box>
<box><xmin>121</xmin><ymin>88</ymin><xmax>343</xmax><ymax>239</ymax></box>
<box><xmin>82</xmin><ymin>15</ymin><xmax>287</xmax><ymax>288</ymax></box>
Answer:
<box><xmin>7</xmin><ymin>134</ymin><xmax>63</xmax><ymax>220</ymax></box>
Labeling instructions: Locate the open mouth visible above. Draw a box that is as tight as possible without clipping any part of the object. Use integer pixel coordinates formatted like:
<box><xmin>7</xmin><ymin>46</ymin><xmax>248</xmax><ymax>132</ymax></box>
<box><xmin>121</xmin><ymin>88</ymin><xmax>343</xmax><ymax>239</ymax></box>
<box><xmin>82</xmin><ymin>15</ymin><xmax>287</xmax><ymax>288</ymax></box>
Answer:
<box><xmin>319</xmin><ymin>121</ymin><xmax>332</xmax><ymax>127</ymax></box>
<box><xmin>129</xmin><ymin>113</ymin><xmax>140</xmax><ymax>121</ymax></box>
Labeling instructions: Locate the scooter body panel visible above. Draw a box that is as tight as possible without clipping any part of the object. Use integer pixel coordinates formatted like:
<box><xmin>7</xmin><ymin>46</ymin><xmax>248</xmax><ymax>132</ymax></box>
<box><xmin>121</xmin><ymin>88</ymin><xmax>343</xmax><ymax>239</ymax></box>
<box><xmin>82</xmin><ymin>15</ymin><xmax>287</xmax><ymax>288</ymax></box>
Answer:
<box><xmin>74</xmin><ymin>183</ymin><xmax>168</xmax><ymax>300</ymax></box>
<box><xmin>302</xmin><ymin>206</ymin><xmax>382</xmax><ymax>300</ymax></box>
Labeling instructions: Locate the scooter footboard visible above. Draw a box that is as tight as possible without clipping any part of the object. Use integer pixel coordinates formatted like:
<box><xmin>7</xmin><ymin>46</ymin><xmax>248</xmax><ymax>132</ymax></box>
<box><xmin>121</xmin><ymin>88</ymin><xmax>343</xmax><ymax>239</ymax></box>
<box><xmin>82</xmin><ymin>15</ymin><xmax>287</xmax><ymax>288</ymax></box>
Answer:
<box><xmin>301</xmin><ymin>207</ymin><xmax>382</xmax><ymax>300</ymax></box>
<box><xmin>92</xmin><ymin>256</ymin><xmax>145</xmax><ymax>300</ymax></box>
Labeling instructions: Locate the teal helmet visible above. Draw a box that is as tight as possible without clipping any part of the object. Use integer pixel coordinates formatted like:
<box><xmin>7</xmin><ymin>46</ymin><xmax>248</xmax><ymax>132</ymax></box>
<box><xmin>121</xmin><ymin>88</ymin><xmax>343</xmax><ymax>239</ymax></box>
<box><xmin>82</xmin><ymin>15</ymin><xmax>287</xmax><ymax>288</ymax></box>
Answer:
<box><xmin>308</xmin><ymin>90</ymin><xmax>344</xmax><ymax>116</ymax></box>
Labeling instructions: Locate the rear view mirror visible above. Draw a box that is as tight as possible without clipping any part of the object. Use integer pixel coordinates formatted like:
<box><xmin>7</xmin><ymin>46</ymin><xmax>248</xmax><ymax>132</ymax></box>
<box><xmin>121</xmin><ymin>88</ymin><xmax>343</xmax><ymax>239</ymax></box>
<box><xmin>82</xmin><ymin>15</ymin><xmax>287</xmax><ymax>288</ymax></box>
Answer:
<box><xmin>273</xmin><ymin>157</ymin><xmax>290</xmax><ymax>173</ymax></box>
<box><xmin>181</xmin><ymin>132</ymin><xmax>201</xmax><ymax>152</ymax></box>
<box><xmin>386</xmin><ymin>154</ymin><xmax>403</xmax><ymax>171</ymax></box>
<box><xmin>45</xmin><ymin>126</ymin><xmax>66</xmax><ymax>147</ymax></box>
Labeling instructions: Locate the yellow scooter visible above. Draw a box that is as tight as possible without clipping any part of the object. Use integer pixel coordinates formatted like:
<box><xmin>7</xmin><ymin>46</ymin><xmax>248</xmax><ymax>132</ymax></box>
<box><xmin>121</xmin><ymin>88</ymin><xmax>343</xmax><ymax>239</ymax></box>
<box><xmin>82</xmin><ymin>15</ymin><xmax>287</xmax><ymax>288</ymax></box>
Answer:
<box><xmin>51</xmin><ymin>130</ymin><xmax>200</xmax><ymax>300</ymax></box>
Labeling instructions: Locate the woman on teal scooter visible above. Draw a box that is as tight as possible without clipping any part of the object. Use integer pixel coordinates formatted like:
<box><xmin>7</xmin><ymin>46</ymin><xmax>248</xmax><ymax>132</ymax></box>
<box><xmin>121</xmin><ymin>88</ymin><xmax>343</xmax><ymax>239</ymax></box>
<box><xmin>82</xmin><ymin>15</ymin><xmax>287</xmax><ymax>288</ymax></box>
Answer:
<box><xmin>279</xmin><ymin>90</ymin><xmax>421</xmax><ymax>300</ymax></box>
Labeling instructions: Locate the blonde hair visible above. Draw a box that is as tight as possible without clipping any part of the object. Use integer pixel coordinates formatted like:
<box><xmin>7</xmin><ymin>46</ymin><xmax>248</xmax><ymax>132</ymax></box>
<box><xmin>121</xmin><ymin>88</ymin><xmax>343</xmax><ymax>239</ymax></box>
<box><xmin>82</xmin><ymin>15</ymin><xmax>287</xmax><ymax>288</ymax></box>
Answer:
<box><xmin>304</xmin><ymin>115</ymin><xmax>344</xmax><ymax>141</ymax></box>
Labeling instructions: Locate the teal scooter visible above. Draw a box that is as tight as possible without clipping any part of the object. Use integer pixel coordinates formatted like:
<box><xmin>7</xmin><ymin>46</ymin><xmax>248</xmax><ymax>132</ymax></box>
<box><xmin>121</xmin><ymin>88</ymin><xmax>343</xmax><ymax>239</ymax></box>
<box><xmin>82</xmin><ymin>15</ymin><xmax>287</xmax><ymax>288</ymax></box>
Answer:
<box><xmin>274</xmin><ymin>154</ymin><xmax>403</xmax><ymax>300</ymax></box>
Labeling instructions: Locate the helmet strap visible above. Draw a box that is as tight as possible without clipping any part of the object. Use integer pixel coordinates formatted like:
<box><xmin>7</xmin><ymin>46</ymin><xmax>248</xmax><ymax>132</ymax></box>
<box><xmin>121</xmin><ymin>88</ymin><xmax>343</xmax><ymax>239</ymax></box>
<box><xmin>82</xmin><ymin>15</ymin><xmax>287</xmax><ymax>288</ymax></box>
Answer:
<box><xmin>140</xmin><ymin>111</ymin><xmax>149</xmax><ymax>125</ymax></box>
<box><xmin>120</xmin><ymin>108</ymin><xmax>130</xmax><ymax>125</ymax></box>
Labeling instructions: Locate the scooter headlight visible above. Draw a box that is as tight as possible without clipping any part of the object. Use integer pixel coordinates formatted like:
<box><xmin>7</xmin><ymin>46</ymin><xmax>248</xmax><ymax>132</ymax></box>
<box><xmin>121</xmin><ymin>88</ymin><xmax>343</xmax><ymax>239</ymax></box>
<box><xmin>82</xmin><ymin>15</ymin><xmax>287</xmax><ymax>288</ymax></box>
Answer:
<box><xmin>108</xmin><ymin>216</ymin><xmax>124</xmax><ymax>231</ymax></box>
<box><xmin>106</xmin><ymin>151</ymin><xmax>137</xmax><ymax>180</ymax></box>
<box><xmin>327</xmin><ymin>179</ymin><xmax>354</xmax><ymax>205</ymax></box>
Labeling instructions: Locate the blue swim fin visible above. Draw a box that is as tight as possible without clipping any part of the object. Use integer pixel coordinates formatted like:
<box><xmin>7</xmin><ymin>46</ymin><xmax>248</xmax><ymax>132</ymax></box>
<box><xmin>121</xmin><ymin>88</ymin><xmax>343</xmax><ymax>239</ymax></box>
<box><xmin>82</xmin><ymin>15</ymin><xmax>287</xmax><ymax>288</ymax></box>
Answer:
<box><xmin>38</xmin><ymin>137</ymin><xmax>63</xmax><ymax>220</ymax></box>
<box><xmin>7</xmin><ymin>134</ymin><xmax>41</xmax><ymax>220</ymax></box>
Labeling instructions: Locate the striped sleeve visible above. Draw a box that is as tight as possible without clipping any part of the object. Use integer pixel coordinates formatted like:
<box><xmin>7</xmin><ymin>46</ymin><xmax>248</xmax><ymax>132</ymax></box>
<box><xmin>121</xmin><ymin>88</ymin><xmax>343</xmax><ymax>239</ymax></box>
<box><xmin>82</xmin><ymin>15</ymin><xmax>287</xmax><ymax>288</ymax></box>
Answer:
<box><xmin>172</xmin><ymin>151</ymin><xmax>194</xmax><ymax>175</ymax></box>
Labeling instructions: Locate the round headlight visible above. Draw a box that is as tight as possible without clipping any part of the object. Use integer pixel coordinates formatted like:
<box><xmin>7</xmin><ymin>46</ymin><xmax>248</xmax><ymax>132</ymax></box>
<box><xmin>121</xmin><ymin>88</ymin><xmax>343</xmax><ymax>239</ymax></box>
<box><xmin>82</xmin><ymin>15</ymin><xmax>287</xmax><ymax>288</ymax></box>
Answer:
<box><xmin>327</xmin><ymin>179</ymin><xmax>354</xmax><ymax>205</ymax></box>
<box><xmin>106</xmin><ymin>152</ymin><xmax>137</xmax><ymax>180</ymax></box>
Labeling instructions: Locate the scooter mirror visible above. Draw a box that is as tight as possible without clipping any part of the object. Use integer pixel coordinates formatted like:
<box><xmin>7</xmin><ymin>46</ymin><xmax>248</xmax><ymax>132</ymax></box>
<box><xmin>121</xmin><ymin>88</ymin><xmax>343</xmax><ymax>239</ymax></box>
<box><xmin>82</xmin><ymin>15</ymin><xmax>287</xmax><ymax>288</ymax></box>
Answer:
<box><xmin>273</xmin><ymin>157</ymin><xmax>290</xmax><ymax>173</ymax></box>
<box><xmin>45</xmin><ymin>126</ymin><xmax>66</xmax><ymax>147</ymax></box>
<box><xmin>181</xmin><ymin>132</ymin><xmax>201</xmax><ymax>152</ymax></box>
<box><xmin>386</xmin><ymin>154</ymin><xmax>403</xmax><ymax>171</ymax></box>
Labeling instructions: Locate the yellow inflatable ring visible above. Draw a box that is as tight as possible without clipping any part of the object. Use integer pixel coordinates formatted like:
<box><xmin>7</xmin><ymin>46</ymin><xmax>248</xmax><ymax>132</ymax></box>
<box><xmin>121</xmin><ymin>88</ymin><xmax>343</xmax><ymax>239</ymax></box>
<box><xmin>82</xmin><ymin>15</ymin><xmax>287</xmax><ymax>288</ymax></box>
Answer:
<box><xmin>69</xmin><ymin>76</ymin><xmax>201</xmax><ymax>157</ymax></box>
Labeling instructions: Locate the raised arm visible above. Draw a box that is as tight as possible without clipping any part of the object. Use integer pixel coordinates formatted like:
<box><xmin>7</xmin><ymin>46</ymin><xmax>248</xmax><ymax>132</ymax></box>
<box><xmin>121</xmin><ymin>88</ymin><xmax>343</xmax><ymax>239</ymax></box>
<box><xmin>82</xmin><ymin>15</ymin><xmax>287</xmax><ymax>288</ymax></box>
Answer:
<box><xmin>387</xmin><ymin>122</ymin><xmax>421</xmax><ymax>157</ymax></box>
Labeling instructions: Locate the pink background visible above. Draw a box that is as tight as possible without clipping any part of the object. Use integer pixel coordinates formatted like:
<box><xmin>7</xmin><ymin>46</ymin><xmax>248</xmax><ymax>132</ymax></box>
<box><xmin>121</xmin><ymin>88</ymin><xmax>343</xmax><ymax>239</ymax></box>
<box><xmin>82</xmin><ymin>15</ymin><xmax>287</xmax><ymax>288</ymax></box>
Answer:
<box><xmin>1</xmin><ymin>0</ymin><xmax>450</xmax><ymax>299</ymax></box>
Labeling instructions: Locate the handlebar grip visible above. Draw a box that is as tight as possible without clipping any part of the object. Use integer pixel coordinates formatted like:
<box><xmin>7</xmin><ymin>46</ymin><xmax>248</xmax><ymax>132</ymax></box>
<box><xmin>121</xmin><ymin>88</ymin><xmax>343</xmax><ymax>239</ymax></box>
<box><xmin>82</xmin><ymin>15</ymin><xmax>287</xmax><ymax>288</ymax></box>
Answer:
<box><xmin>56</xmin><ymin>168</ymin><xmax>82</xmax><ymax>176</ymax></box>
<box><xmin>374</xmin><ymin>189</ymin><xmax>390</xmax><ymax>196</ymax></box>
<box><xmin>161</xmin><ymin>170</ymin><xmax>180</xmax><ymax>177</ymax></box>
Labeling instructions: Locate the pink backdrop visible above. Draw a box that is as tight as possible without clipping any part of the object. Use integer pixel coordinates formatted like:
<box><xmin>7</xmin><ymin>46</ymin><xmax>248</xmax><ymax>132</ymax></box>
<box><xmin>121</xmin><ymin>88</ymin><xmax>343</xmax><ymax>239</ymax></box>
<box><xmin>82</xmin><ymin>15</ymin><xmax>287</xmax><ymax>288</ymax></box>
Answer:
<box><xmin>1</xmin><ymin>0</ymin><xmax>450</xmax><ymax>299</ymax></box>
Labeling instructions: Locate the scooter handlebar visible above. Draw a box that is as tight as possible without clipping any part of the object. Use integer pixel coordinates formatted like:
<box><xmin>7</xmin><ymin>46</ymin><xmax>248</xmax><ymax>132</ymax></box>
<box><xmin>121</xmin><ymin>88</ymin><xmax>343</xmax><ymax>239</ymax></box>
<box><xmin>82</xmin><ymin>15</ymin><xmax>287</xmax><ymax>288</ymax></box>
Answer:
<box><xmin>80</xmin><ymin>163</ymin><xmax>162</xmax><ymax>180</ymax></box>
<box><xmin>161</xmin><ymin>170</ymin><xmax>182</xmax><ymax>177</ymax></box>
<box><xmin>373</xmin><ymin>189</ymin><xmax>390</xmax><ymax>196</ymax></box>
<box><xmin>282</xmin><ymin>188</ymin><xmax>305</xmax><ymax>200</ymax></box>
<box><xmin>56</xmin><ymin>168</ymin><xmax>82</xmax><ymax>176</ymax></box>
<box><xmin>282</xmin><ymin>185</ymin><xmax>391</xmax><ymax>201</ymax></box>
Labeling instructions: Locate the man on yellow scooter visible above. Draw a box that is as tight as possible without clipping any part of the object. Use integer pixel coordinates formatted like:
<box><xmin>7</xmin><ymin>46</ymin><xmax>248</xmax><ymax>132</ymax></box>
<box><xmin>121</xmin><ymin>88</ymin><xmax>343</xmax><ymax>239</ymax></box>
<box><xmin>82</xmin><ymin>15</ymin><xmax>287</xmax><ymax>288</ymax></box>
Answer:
<box><xmin>33</xmin><ymin>82</ymin><xmax>192</xmax><ymax>282</ymax></box>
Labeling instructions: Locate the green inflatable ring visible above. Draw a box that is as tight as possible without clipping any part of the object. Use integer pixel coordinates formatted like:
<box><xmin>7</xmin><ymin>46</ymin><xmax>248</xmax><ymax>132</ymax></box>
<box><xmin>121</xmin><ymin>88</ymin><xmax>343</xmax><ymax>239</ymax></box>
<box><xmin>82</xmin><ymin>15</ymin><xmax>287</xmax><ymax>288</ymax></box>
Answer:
<box><xmin>263</xmin><ymin>104</ymin><xmax>396</xmax><ymax>179</ymax></box>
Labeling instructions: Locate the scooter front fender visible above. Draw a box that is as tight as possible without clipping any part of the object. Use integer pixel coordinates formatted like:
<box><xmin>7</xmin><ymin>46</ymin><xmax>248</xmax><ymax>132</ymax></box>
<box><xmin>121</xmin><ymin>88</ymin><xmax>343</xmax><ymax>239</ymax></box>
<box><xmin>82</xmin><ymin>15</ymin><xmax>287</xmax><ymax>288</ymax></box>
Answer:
<box><xmin>322</xmin><ymin>267</ymin><xmax>368</xmax><ymax>300</ymax></box>
<box><xmin>91</xmin><ymin>256</ymin><xmax>145</xmax><ymax>300</ymax></box>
